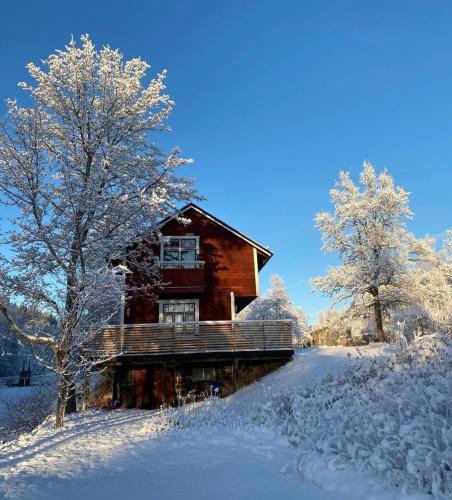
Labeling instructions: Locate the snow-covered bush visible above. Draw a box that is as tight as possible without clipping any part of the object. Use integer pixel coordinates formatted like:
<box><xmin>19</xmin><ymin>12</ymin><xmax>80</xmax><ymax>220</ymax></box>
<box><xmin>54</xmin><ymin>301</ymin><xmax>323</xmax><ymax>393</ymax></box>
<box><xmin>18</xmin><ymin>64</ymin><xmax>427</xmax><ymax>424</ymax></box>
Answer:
<box><xmin>278</xmin><ymin>334</ymin><xmax>451</xmax><ymax>499</ymax></box>
<box><xmin>169</xmin><ymin>333</ymin><xmax>452</xmax><ymax>498</ymax></box>
<box><xmin>0</xmin><ymin>384</ymin><xmax>55</xmax><ymax>441</ymax></box>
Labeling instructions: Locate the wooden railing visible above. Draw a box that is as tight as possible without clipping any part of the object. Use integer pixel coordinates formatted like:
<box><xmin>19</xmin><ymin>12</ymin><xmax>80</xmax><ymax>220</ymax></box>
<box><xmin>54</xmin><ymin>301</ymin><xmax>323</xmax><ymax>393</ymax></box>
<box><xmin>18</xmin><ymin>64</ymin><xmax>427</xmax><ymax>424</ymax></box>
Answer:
<box><xmin>88</xmin><ymin>320</ymin><xmax>293</xmax><ymax>357</ymax></box>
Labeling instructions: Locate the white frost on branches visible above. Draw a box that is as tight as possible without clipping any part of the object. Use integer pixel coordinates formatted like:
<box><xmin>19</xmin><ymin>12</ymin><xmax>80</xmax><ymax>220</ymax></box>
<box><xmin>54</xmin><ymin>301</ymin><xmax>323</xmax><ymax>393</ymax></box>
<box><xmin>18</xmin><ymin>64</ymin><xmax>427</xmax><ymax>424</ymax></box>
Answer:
<box><xmin>0</xmin><ymin>35</ymin><xmax>198</xmax><ymax>426</ymax></box>
<box><xmin>389</xmin><ymin>231</ymin><xmax>452</xmax><ymax>336</ymax></box>
<box><xmin>239</xmin><ymin>275</ymin><xmax>311</xmax><ymax>346</ymax></box>
<box><xmin>311</xmin><ymin>162</ymin><xmax>434</xmax><ymax>341</ymax></box>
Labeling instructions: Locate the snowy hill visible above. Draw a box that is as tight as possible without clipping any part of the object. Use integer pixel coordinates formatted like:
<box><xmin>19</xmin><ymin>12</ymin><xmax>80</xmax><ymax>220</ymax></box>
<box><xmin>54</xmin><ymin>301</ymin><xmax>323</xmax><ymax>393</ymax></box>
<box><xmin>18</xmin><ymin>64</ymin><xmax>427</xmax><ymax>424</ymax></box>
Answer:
<box><xmin>0</xmin><ymin>345</ymin><xmax>438</xmax><ymax>499</ymax></box>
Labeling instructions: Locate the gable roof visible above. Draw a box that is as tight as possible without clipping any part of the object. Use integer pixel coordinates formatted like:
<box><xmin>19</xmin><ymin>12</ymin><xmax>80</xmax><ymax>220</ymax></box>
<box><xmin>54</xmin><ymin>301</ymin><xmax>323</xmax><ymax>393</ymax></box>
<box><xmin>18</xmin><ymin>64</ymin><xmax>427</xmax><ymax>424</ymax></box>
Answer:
<box><xmin>161</xmin><ymin>203</ymin><xmax>273</xmax><ymax>259</ymax></box>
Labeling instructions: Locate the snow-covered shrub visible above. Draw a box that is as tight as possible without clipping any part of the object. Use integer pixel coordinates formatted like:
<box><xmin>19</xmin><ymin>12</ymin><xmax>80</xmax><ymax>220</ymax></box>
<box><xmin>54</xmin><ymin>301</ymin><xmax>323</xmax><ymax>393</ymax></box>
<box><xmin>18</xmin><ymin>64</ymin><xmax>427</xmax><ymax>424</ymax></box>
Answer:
<box><xmin>387</xmin><ymin>303</ymin><xmax>451</xmax><ymax>343</ymax></box>
<box><xmin>169</xmin><ymin>333</ymin><xmax>451</xmax><ymax>498</ymax></box>
<box><xmin>277</xmin><ymin>334</ymin><xmax>451</xmax><ymax>499</ymax></box>
<box><xmin>0</xmin><ymin>384</ymin><xmax>55</xmax><ymax>441</ymax></box>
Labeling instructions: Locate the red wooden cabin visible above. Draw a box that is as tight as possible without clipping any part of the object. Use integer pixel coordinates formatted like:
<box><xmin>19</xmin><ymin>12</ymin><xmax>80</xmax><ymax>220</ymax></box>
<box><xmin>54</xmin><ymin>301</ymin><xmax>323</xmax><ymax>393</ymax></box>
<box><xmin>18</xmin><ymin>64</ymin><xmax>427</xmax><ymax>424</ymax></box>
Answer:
<box><xmin>91</xmin><ymin>204</ymin><xmax>293</xmax><ymax>408</ymax></box>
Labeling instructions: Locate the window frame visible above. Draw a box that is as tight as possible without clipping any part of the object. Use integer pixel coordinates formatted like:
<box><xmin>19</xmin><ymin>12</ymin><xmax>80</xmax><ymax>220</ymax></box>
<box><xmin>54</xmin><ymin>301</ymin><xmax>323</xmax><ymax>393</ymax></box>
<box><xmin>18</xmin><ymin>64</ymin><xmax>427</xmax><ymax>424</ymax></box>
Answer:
<box><xmin>160</xmin><ymin>236</ymin><xmax>200</xmax><ymax>265</ymax></box>
<box><xmin>158</xmin><ymin>299</ymin><xmax>200</xmax><ymax>324</ymax></box>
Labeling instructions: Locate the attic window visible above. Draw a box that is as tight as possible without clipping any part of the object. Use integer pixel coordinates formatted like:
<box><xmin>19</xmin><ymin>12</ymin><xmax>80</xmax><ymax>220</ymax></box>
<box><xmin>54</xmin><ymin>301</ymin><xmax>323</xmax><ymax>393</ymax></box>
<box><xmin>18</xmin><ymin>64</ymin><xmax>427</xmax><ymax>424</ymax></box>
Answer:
<box><xmin>160</xmin><ymin>236</ymin><xmax>201</xmax><ymax>268</ymax></box>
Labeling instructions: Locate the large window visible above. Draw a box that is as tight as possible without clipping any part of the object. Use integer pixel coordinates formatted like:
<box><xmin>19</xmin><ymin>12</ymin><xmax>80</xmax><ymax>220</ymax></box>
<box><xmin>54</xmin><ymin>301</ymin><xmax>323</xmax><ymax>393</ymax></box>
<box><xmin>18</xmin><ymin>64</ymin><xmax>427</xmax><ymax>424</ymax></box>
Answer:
<box><xmin>159</xmin><ymin>299</ymin><xmax>199</xmax><ymax>324</ymax></box>
<box><xmin>161</xmin><ymin>237</ymin><xmax>199</xmax><ymax>268</ymax></box>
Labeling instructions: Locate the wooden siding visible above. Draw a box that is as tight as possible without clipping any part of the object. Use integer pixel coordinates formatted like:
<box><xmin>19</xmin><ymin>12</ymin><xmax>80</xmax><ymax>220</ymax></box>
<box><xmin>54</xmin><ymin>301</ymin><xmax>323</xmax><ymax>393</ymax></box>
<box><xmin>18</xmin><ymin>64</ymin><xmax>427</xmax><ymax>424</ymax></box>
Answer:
<box><xmin>89</xmin><ymin>320</ymin><xmax>293</xmax><ymax>357</ymax></box>
<box><xmin>159</xmin><ymin>266</ymin><xmax>205</xmax><ymax>294</ymax></box>
<box><xmin>127</xmin><ymin>207</ymin><xmax>263</xmax><ymax>323</ymax></box>
<box><xmin>127</xmin><ymin>296</ymin><xmax>159</xmax><ymax>324</ymax></box>
<box><xmin>162</xmin><ymin>208</ymin><xmax>257</xmax><ymax>294</ymax></box>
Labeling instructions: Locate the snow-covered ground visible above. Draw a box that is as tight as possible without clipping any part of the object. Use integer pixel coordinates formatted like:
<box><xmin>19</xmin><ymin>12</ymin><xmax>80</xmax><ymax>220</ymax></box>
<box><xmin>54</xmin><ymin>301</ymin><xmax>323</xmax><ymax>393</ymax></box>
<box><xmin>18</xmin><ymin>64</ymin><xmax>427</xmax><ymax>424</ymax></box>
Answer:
<box><xmin>0</xmin><ymin>346</ymin><xmax>430</xmax><ymax>500</ymax></box>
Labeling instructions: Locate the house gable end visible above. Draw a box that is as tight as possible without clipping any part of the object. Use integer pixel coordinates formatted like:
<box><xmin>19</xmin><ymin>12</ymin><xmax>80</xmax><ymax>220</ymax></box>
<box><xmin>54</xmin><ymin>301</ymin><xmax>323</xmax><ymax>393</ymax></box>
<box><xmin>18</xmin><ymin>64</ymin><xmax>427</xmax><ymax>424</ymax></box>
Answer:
<box><xmin>160</xmin><ymin>204</ymin><xmax>272</xmax><ymax>269</ymax></box>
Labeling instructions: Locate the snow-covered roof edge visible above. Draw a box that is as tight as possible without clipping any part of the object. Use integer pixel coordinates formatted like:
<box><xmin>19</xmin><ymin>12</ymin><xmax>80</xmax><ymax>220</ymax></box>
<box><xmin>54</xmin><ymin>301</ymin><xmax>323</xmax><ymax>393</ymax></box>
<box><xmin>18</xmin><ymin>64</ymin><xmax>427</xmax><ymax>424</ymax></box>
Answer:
<box><xmin>160</xmin><ymin>203</ymin><xmax>273</xmax><ymax>259</ymax></box>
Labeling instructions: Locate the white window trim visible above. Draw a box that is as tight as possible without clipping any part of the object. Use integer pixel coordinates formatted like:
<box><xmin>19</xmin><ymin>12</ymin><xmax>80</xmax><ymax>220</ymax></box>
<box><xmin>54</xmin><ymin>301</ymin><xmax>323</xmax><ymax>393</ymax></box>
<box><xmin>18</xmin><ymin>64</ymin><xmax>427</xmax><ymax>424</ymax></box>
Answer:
<box><xmin>158</xmin><ymin>298</ymin><xmax>200</xmax><ymax>323</ymax></box>
<box><xmin>230</xmin><ymin>291</ymin><xmax>235</xmax><ymax>321</ymax></box>
<box><xmin>160</xmin><ymin>235</ymin><xmax>200</xmax><ymax>262</ymax></box>
<box><xmin>253</xmin><ymin>247</ymin><xmax>259</xmax><ymax>296</ymax></box>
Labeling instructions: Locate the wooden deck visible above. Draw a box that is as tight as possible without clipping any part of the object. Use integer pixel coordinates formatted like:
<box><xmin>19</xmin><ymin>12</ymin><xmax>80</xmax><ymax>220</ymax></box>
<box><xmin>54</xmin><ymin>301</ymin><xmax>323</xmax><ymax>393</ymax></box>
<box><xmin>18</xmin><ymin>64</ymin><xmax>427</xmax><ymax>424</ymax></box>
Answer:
<box><xmin>88</xmin><ymin>320</ymin><xmax>293</xmax><ymax>357</ymax></box>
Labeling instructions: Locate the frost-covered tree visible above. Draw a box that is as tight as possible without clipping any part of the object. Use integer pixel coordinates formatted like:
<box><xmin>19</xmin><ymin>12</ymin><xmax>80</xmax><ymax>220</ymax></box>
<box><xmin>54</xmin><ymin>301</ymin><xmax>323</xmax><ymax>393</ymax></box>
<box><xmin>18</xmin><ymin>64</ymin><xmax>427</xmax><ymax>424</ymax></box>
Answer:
<box><xmin>390</xmin><ymin>230</ymin><xmax>452</xmax><ymax>335</ymax></box>
<box><xmin>312</xmin><ymin>162</ymin><xmax>429</xmax><ymax>342</ymax></box>
<box><xmin>293</xmin><ymin>306</ymin><xmax>311</xmax><ymax>345</ymax></box>
<box><xmin>240</xmin><ymin>275</ymin><xmax>311</xmax><ymax>345</ymax></box>
<box><xmin>315</xmin><ymin>307</ymin><xmax>350</xmax><ymax>335</ymax></box>
<box><xmin>0</xmin><ymin>35</ymin><xmax>198</xmax><ymax>427</ymax></box>
<box><xmin>315</xmin><ymin>232</ymin><xmax>452</xmax><ymax>341</ymax></box>
<box><xmin>417</xmin><ymin>230</ymin><xmax>451</xmax><ymax>326</ymax></box>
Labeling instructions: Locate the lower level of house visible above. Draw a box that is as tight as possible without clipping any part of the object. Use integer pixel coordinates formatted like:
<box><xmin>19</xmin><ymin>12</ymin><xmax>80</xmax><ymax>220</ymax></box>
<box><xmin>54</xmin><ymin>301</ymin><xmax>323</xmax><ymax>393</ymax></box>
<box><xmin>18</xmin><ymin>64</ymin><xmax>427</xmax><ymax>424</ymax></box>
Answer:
<box><xmin>90</xmin><ymin>320</ymin><xmax>294</xmax><ymax>409</ymax></box>
<box><xmin>107</xmin><ymin>352</ymin><xmax>291</xmax><ymax>409</ymax></box>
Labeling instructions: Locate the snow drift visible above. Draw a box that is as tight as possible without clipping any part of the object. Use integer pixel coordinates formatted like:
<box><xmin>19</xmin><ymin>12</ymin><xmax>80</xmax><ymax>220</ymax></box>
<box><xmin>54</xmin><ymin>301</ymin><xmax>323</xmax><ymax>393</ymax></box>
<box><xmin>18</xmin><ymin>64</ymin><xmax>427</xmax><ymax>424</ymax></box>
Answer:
<box><xmin>171</xmin><ymin>333</ymin><xmax>452</xmax><ymax>499</ymax></box>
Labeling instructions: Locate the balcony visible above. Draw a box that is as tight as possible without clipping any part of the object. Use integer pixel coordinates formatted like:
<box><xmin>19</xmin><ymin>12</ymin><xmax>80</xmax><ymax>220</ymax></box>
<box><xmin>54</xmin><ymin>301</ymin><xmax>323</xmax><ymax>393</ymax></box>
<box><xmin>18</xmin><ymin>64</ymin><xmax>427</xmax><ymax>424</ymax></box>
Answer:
<box><xmin>159</xmin><ymin>260</ymin><xmax>205</xmax><ymax>294</ymax></box>
<box><xmin>88</xmin><ymin>320</ymin><xmax>293</xmax><ymax>358</ymax></box>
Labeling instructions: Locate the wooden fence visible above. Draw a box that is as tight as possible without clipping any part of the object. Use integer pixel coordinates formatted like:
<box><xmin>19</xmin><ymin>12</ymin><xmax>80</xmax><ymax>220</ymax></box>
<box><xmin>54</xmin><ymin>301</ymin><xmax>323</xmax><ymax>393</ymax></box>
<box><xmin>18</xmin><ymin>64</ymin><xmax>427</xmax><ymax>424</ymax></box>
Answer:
<box><xmin>88</xmin><ymin>320</ymin><xmax>293</xmax><ymax>357</ymax></box>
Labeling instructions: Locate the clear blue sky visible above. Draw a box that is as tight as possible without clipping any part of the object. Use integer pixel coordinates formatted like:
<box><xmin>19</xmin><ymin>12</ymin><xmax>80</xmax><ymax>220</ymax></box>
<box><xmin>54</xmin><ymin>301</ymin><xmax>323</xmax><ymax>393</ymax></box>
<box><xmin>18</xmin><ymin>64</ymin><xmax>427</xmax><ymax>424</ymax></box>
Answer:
<box><xmin>1</xmin><ymin>1</ymin><xmax>451</xmax><ymax>321</ymax></box>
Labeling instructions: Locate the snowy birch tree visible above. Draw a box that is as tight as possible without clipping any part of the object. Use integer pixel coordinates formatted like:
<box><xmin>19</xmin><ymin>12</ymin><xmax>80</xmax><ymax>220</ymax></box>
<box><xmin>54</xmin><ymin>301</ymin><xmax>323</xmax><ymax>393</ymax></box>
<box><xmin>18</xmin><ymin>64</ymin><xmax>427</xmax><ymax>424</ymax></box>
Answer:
<box><xmin>0</xmin><ymin>35</ymin><xmax>198</xmax><ymax>427</ymax></box>
<box><xmin>240</xmin><ymin>275</ymin><xmax>311</xmax><ymax>344</ymax></box>
<box><xmin>312</xmin><ymin>162</ymin><xmax>429</xmax><ymax>342</ymax></box>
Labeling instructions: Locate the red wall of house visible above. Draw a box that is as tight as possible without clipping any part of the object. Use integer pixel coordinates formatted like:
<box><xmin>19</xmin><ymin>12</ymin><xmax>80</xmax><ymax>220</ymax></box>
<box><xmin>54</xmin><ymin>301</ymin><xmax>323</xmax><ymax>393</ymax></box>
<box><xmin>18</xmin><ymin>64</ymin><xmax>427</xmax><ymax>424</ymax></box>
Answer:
<box><xmin>126</xmin><ymin>208</ymin><xmax>259</xmax><ymax>324</ymax></box>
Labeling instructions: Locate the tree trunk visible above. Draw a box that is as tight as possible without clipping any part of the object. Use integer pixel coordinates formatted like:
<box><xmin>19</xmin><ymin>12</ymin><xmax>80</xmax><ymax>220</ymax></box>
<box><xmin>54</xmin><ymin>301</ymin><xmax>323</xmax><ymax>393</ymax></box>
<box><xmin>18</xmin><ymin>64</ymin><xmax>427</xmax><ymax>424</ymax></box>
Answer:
<box><xmin>55</xmin><ymin>349</ymin><xmax>74</xmax><ymax>427</ymax></box>
<box><xmin>82</xmin><ymin>371</ymin><xmax>90</xmax><ymax>411</ymax></box>
<box><xmin>66</xmin><ymin>382</ymin><xmax>77</xmax><ymax>414</ymax></box>
<box><xmin>373</xmin><ymin>300</ymin><xmax>385</xmax><ymax>342</ymax></box>
<box><xmin>56</xmin><ymin>376</ymin><xmax>68</xmax><ymax>428</ymax></box>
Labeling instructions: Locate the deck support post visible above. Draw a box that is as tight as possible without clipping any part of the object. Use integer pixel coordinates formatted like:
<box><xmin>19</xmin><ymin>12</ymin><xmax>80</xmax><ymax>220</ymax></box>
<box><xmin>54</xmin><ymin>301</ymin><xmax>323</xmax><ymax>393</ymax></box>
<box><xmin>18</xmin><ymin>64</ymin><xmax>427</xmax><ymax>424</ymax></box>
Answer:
<box><xmin>82</xmin><ymin>371</ymin><xmax>90</xmax><ymax>411</ymax></box>
<box><xmin>232</xmin><ymin>357</ymin><xmax>239</xmax><ymax>391</ymax></box>
<box><xmin>162</xmin><ymin>361</ymin><xmax>167</xmax><ymax>406</ymax></box>
<box><xmin>112</xmin><ymin>368</ymin><xmax>119</xmax><ymax>407</ymax></box>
